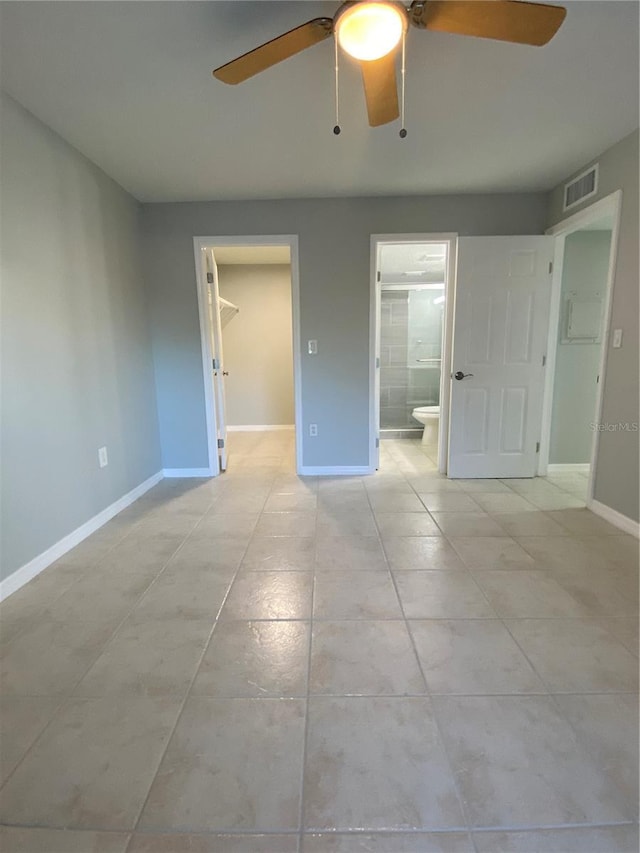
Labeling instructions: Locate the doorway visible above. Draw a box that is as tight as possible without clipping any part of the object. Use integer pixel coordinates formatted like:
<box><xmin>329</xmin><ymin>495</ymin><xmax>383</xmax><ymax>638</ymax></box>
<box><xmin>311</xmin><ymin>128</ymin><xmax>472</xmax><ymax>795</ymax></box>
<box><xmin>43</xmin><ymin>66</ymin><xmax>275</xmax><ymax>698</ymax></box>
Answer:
<box><xmin>539</xmin><ymin>191</ymin><xmax>622</xmax><ymax>505</ymax></box>
<box><xmin>193</xmin><ymin>236</ymin><xmax>302</xmax><ymax>476</ymax></box>
<box><xmin>370</xmin><ymin>234</ymin><xmax>457</xmax><ymax>473</ymax></box>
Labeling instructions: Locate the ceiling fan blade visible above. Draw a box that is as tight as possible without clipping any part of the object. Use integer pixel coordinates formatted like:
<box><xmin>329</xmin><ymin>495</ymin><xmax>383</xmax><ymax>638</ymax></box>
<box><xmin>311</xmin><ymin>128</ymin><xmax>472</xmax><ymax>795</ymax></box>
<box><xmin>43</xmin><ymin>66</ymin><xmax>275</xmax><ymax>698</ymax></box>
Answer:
<box><xmin>213</xmin><ymin>18</ymin><xmax>333</xmax><ymax>84</ymax></box>
<box><xmin>360</xmin><ymin>53</ymin><xmax>400</xmax><ymax>127</ymax></box>
<box><xmin>410</xmin><ymin>0</ymin><xmax>566</xmax><ymax>46</ymax></box>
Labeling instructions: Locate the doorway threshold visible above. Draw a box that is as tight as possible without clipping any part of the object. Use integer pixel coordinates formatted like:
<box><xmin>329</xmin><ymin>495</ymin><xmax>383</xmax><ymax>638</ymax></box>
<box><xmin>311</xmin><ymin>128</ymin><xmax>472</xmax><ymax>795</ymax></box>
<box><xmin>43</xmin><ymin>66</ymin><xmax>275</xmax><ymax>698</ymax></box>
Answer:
<box><xmin>380</xmin><ymin>429</ymin><xmax>423</xmax><ymax>440</ymax></box>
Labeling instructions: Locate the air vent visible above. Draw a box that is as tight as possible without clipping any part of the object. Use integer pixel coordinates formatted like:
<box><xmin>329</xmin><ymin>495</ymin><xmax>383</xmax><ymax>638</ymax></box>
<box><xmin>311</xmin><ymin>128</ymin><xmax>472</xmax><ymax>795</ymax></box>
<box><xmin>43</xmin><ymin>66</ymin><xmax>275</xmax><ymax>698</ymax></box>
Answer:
<box><xmin>563</xmin><ymin>164</ymin><xmax>599</xmax><ymax>211</ymax></box>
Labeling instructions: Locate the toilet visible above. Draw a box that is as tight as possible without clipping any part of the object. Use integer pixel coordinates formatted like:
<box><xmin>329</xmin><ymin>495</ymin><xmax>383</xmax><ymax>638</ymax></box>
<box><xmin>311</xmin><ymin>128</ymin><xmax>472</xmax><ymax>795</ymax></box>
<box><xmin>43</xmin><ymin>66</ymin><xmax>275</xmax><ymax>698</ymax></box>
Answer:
<box><xmin>412</xmin><ymin>405</ymin><xmax>440</xmax><ymax>445</ymax></box>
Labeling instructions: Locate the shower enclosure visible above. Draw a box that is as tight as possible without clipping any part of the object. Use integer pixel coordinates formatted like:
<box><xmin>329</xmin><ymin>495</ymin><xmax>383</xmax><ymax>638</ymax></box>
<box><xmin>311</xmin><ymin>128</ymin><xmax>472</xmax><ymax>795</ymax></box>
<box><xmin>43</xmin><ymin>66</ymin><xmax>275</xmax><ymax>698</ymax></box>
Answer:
<box><xmin>379</xmin><ymin>284</ymin><xmax>445</xmax><ymax>437</ymax></box>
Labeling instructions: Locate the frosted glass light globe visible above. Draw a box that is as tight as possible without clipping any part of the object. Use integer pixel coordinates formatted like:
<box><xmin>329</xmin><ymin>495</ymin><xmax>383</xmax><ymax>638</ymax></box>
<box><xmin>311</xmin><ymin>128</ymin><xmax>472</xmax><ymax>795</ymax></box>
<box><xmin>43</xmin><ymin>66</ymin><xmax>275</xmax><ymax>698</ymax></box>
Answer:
<box><xmin>336</xmin><ymin>3</ymin><xmax>406</xmax><ymax>62</ymax></box>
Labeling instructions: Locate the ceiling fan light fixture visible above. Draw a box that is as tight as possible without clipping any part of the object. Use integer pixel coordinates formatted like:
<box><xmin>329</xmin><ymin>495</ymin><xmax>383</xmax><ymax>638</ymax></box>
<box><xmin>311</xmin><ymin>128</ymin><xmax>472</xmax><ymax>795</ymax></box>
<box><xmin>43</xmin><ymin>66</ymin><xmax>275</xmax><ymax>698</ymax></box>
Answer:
<box><xmin>335</xmin><ymin>2</ymin><xmax>406</xmax><ymax>61</ymax></box>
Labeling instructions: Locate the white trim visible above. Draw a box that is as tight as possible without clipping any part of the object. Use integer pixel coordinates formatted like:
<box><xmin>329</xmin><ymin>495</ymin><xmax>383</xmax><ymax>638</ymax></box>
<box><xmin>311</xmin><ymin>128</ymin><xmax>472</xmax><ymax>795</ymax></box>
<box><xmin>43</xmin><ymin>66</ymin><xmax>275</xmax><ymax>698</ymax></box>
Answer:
<box><xmin>546</xmin><ymin>190</ymin><xmax>621</xmax><ymax>238</ymax></box>
<box><xmin>540</xmin><ymin>190</ymin><xmax>622</xmax><ymax>509</ymax></box>
<box><xmin>163</xmin><ymin>468</ymin><xmax>214</xmax><ymax>478</ymax></box>
<box><xmin>0</xmin><ymin>471</ymin><xmax>163</xmax><ymax>602</ymax></box>
<box><xmin>538</xmin><ymin>235</ymin><xmax>566</xmax><ymax>473</ymax></box>
<box><xmin>590</xmin><ymin>499</ymin><xmax>640</xmax><ymax>538</ymax></box>
<box><xmin>227</xmin><ymin>424</ymin><xmax>295</xmax><ymax>432</ymax></box>
<box><xmin>440</xmin><ymin>238</ymin><xmax>457</xmax><ymax>474</ymax></box>
<box><xmin>369</xmin><ymin>237</ymin><xmax>381</xmax><ymax>472</ymax></box>
<box><xmin>194</xmin><ymin>243</ymin><xmax>220</xmax><ymax>478</ymax></box>
<box><xmin>299</xmin><ymin>466</ymin><xmax>373</xmax><ymax>476</ymax></box>
<box><xmin>369</xmin><ymin>233</ymin><xmax>458</xmax><ymax>475</ymax></box>
<box><xmin>193</xmin><ymin>235</ymin><xmax>302</xmax><ymax>475</ymax></box>
<box><xmin>547</xmin><ymin>463</ymin><xmax>590</xmax><ymax>474</ymax></box>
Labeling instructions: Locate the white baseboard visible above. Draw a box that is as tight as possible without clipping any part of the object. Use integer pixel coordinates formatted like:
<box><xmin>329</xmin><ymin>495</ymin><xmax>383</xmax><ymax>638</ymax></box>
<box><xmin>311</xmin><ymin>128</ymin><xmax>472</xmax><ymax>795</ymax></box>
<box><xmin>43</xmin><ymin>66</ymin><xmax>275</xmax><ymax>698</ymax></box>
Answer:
<box><xmin>547</xmin><ymin>463</ymin><xmax>590</xmax><ymax>474</ymax></box>
<box><xmin>0</xmin><ymin>471</ymin><xmax>164</xmax><ymax>602</ymax></box>
<box><xmin>227</xmin><ymin>425</ymin><xmax>295</xmax><ymax>432</ymax></box>
<box><xmin>589</xmin><ymin>499</ymin><xmax>640</xmax><ymax>538</ymax></box>
<box><xmin>162</xmin><ymin>468</ymin><xmax>214</xmax><ymax>478</ymax></box>
<box><xmin>299</xmin><ymin>466</ymin><xmax>374</xmax><ymax>476</ymax></box>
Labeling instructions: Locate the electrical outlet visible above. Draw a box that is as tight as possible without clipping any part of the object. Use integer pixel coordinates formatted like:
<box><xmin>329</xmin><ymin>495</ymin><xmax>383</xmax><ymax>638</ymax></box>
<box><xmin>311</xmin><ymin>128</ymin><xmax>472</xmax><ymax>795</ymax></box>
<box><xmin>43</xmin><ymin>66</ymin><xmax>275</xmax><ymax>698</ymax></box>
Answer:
<box><xmin>98</xmin><ymin>446</ymin><xmax>108</xmax><ymax>468</ymax></box>
<box><xmin>612</xmin><ymin>328</ymin><xmax>623</xmax><ymax>348</ymax></box>
<box><xmin>309</xmin><ymin>424</ymin><xmax>318</xmax><ymax>437</ymax></box>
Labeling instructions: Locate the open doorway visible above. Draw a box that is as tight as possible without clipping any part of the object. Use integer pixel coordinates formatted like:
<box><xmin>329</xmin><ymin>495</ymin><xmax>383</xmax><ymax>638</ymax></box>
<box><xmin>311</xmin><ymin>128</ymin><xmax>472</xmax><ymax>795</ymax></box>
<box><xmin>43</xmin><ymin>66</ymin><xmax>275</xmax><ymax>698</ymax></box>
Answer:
<box><xmin>370</xmin><ymin>234</ymin><xmax>457</xmax><ymax>472</ymax></box>
<box><xmin>193</xmin><ymin>236</ymin><xmax>302</xmax><ymax>476</ymax></box>
<box><xmin>540</xmin><ymin>192</ymin><xmax>622</xmax><ymax>505</ymax></box>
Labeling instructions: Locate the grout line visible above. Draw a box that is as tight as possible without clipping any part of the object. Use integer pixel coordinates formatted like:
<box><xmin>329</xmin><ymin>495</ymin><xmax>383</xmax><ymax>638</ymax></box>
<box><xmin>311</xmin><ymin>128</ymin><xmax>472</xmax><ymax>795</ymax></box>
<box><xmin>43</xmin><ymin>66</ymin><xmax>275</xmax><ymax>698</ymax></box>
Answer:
<box><xmin>2</xmin><ymin>439</ymin><xmax>633</xmax><ymax>840</ymax></box>
<box><xmin>2</xmin><ymin>818</ymin><xmax>636</xmax><ymax>837</ymax></box>
<box><xmin>469</xmin><ymin>819</ymin><xmax>637</xmax><ymax>833</ymax></box>
<box><xmin>130</xmin><ymin>512</ymin><xmax>257</xmax><ymax>835</ymax></box>
<box><xmin>6</xmin><ymin>615</ymin><xmax>626</xmax><ymax>627</ymax></box>
<box><xmin>5</xmin><ymin>686</ymin><xmax>636</xmax><ymax>702</ymax></box>
<box><xmin>297</xmin><ymin>543</ymin><xmax>316</xmax><ymax>850</ymax></box>
<box><xmin>0</xmin><ymin>501</ymin><xmax>153</xmax><ymax>648</ymax></box>
<box><xmin>498</xmin><ymin>615</ymin><xmax>580</xmax><ymax>698</ymax></box>
<box><xmin>0</xmin><ymin>498</ymin><xmax>218</xmax><ymax>797</ymax></box>
<box><xmin>363</xmin><ymin>478</ymin><xmax>475</xmax><ymax>837</ymax></box>
<box><xmin>129</xmin><ymin>440</ymin><xmax>300</xmax><ymax>840</ymax></box>
<box><xmin>469</xmin><ymin>825</ymin><xmax>482</xmax><ymax>853</ymax></box>
<box><xmin>545</xmin><ymin>691</ymin><xmax>639</xmax><ymax>817</ymax></box>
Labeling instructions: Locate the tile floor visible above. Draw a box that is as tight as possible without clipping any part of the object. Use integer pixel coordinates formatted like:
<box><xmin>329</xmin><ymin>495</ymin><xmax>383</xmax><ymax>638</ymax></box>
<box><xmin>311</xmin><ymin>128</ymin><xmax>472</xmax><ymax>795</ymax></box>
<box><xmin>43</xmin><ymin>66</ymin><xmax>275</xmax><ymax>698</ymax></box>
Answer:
<box><xmin>0</xmin><ymin>432</ymin><xmax>638</xmax><ymax>853</ymax></box>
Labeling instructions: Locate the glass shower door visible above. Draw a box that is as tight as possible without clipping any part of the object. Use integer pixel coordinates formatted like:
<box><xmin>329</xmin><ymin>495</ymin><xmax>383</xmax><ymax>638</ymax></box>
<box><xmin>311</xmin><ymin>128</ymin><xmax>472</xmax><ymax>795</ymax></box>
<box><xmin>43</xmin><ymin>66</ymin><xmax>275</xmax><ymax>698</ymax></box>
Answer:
<box><xmin>379</xmin><ymin>285</ymin><xmax>444</xmax><ymax>432</ymax></box>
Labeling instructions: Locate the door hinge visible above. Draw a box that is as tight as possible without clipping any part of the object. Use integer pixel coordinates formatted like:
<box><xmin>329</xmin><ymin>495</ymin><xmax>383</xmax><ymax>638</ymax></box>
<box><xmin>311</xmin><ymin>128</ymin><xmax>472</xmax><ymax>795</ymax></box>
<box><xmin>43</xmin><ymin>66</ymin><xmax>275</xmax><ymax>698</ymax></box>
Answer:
<box><xmin>207</xmin><ymin>272</ymin><xmax>214</xmax><ymax>284</ymax></box>
<box><xmin>548</xmin><ymin>261</ymin><xmax>553</xmax><ymax>274</ymax></box>
<box><xmin>375</xmin><ymin>357</ymin><xmax>380</xmax><ymax>369</ymax></box>
<box><xmin>217</xmin><ymin>438</ymin><xmax>225</xmax><ymax>449</ymax></box>
<box><xmin>542</xmin><ymin>354</ymin><xmax>546</xmax><ymax>367</ymax></box>
<box><xmin>535</xmin><ymin>441</ymin><xmax>540</xmax><ymax>453</ymax></box>
<box><xmin>596</xmin><ymin>374</ymin><xmax>600</xmax><ymax>384</ymax></box>
<box><xmin>212</xmin><ymin>358</ymin><xmax>219</xmax><ymax>370</ymax></box>
<box><xmin>375</xmin><ymin>437</ymin><xmax>380</xmax><ymax>448</ymax></box>
<box><xmin>377</xmin><ymin>270</ymin><xmax>381</xmax><ymax>282</ymax></box>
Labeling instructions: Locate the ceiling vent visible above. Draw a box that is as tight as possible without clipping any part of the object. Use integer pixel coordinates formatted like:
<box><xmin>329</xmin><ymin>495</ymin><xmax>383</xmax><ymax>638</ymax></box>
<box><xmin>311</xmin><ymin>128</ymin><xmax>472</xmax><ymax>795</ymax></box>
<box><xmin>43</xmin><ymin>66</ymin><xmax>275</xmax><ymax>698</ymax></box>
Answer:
<box><xmin>563</xmin><ymin>164</ymin><xmax>599</xmax><ymax>211</ymax></box>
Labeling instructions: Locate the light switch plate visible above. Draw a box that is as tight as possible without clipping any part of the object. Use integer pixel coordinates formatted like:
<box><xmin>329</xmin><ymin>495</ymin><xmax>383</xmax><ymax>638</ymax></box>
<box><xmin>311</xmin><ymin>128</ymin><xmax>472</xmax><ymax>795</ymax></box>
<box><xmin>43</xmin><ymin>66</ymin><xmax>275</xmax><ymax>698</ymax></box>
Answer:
<box><xmin>98</xmin><ymin>446</ymin><xmax>108</xmax><ymax>468</ymax></box>
<box><xmin>612</xmin><ymin>328</ymin><xmax>623</xmax><ymax>348</ymax></box>
<box><xmin>308</xmin><ymin>340</ymin><xmax>318</xmax><ymax>355</ymax></box>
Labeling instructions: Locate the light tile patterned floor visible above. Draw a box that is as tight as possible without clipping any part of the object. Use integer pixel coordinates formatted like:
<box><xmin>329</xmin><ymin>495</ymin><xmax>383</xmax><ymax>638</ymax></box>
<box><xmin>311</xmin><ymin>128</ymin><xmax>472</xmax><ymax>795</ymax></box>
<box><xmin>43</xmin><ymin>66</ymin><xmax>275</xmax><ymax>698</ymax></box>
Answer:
<box><xmin>0</xmin><ymin>433</ymin><xmax>637</xmax><ymax>852</ymax></box>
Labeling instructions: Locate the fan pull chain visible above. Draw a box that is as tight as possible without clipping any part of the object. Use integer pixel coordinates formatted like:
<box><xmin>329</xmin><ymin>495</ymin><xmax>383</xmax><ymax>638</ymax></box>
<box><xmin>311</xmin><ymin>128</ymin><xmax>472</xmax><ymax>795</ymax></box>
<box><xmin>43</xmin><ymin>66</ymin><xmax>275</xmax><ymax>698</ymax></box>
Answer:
<box><xmin>400</xmin><ymin>29</ymin><xmax>407</xmax><ymax>138</ymax></box>
<box><xmin>333</xmin><ymin>37</ymin><xmax>341</xmax><ymax>135</ymax></box>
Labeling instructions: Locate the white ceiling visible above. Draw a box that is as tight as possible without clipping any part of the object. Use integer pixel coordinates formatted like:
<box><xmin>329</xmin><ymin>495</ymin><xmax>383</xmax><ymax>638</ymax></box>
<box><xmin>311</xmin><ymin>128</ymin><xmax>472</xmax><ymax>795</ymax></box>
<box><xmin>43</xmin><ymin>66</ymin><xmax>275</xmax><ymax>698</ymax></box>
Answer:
<box><xmin>214</xmin><ymin>245</ymin><xmax>291</xmax><ymax>264</ymax></box>
<box><xmin>1</xmin><ymin>1</ymin><xmax>638</xmax><ymax>203</ymax></box>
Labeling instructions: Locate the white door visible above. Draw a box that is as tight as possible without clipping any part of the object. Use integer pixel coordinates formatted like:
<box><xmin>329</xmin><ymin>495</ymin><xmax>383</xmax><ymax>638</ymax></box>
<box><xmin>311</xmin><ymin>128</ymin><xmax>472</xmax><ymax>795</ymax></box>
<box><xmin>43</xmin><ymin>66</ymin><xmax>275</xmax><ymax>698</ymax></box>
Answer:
<box><xmin>205</xmin><ymin>249</ymin><xmax>228</xmax><ymax>471</ymax></box>
<box><xmin>448</xmin><ymin>236</ymin><xmax>553</xmax><ymax>478</ymax></box>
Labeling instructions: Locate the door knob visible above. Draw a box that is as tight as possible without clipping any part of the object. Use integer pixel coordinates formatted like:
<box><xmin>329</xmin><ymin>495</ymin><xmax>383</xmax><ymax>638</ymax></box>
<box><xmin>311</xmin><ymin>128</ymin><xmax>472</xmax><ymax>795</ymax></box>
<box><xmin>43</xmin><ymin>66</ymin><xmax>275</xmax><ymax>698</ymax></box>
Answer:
<box><xmin>222</xmin><ymin>371</ymin><xmax>229</xmax><ymax>376</ymax></box>
<box><xmin>454</xmin><ymin>371</ymin><xmax>474</xmax><ymax>380</ymax></box>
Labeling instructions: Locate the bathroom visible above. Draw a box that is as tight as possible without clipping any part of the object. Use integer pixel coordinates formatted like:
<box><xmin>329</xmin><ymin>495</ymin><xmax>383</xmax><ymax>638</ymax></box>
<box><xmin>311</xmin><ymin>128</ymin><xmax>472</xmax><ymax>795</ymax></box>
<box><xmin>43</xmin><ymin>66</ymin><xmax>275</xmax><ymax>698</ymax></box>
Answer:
<box><xmin>378</xmin><ymin>242</ymin><xmax>449</xmax><ymax>456</ymax></box>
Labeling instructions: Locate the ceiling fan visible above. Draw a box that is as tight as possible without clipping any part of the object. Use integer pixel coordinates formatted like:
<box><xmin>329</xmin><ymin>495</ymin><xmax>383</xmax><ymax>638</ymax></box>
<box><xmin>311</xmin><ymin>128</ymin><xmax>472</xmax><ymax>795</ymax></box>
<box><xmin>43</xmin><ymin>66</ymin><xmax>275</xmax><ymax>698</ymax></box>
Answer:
<box><xmin>213</xmin><ymin>1</ymin><xmax>567</xmax><ymax>128</ymax></box>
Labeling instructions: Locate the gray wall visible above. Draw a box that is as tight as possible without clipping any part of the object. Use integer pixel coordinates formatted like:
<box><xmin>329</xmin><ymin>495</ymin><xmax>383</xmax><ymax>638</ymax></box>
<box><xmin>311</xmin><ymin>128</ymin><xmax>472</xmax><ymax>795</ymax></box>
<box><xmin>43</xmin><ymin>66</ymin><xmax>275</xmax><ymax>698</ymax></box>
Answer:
<box><xmin>0</xmin><ymin>94</ymin><xmax>161</xmax><ymax>581</ymax></box>
<box><xmin>143</xmin><ymin>194</ymin><xmax>547</xmax><ymax>470</ymax></box>
<box><xmin>550</xmin><ymin>231</ymin><xmax>612</xmax><ymax>464</ymax></box>
<box><xmin>218</xmin><ymin>264</ymin><xmax>294</xmax><ymax>427</ymax></box>
<box><xmin>547</xmin><ymin>129</ymin><xmax>639</xmax><ymax>522</ymax></box>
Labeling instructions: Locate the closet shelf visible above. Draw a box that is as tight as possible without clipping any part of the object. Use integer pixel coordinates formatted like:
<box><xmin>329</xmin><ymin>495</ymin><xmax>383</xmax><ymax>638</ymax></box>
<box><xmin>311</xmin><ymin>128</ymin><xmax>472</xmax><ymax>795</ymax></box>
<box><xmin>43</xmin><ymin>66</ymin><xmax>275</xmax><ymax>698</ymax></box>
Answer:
<box><xmin>219</xmin><ymin>297</ymin><xmax>239</xmax><ymax>328</ymax></box>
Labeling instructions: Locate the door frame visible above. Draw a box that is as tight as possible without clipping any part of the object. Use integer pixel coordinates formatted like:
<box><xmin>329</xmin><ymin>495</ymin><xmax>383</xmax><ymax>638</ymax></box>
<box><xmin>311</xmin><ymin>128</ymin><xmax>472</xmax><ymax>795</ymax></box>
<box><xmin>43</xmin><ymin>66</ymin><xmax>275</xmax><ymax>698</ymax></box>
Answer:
<box><xmin>369</xmin><ymin>233</ymin><xmax>458</xmax><ymax>472</ymax></box>
<box><xmin>538</xmin><ymin>190</ymin><xmax>622</xmax><ymax>506</ymax></box>
<box><xmin>193</xmin><ymin>235</ymin><xmax>302</xmax><ymax>476</ymax></box>
<box><xmin>205</xmin><ymin>248</ymin><xmax>228</xmax><ymax>472</ymax></box>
